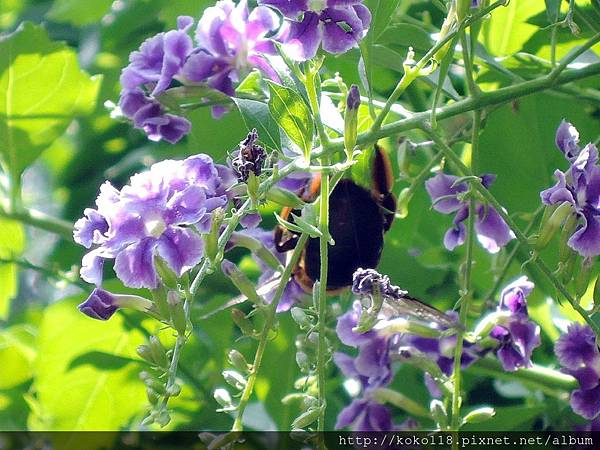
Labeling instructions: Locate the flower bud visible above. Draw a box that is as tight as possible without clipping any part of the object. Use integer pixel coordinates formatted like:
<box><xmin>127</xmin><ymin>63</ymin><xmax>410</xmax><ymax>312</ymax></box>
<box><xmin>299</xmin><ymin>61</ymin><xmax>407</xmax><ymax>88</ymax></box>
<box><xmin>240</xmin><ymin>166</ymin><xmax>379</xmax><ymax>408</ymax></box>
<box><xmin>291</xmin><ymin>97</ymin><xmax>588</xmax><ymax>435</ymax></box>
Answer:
<box><xmin>292</xmin><ymin>408</ymin><xmax>320</xmax><ymax>430</ymax></box>
<box><xmin>228</xmin><ymin>350</ymin><xmax>250</xmax><ymax>373</ymax></box>
<box><xmin>575</xmin><ymin>258</ymin><xmax>593</xmax><ymax>299</ymax></box>
<box><xmin>214</xmin><ymin>388</ymin><xmax>234</xmax><ymax>408</ymax></box>
<box><xmin>166</xmin><ymin>383</ymin><xmax>181</xmax><ymax>397</ymax></box>
<box><xmin>155</xmin><ymin>410</ymin><xmax>171</xmax><ymax>427</ymax></box>
<box><xmin>593</xmin><ymin>273</ymin><xmax>600</xmax><ymax>312</ymax></box>
<box><xmin>144</xmin><ymin>378</ymin><xmax>167</xmax><ymax>395</ymax></box>
<box><xmin>535</xmin><ymin>202</ymin><xmax>573</xmax><ymax>251</ymax></box>
<box><xmin>344</xmin><ymin>85</ymin><xmax>360</xmax><ymax>159</ymax></box>
<box><xmin>223</xmin><ymin>370</ymin><xmax>247</xmax><ymax>390</ymax></box>
<box><xmin>430</xmin><ymin>399</ymin><xmax>448</xmax><ymax>429</ymax></box>
<box><xmin>228</xmin><ymin>232</ymin><xmax>282</xmax><ymax>271</ymax></box>
<box><xmin>204</xmin><ymin>208</ymin><xmax>225</xmax><ymax>263</ymax></box>
<box><xmin>291</xmin><ymin>307</ymin><xmax>312</xmax><ymax>329</ymax></box>
<box><xmin>559</xmin><ymin>212</ymin><xmax>578</xmax><ymax>262</ymax></box>
<box><xmin>167</xmin><ymin>290</ymin><xmax>187</xmax><ymax>335</ymax></box>
<box><xmin>231</xmin><ymin>308</ymin><xmax>255</xmax><ymax>337</ymax></box>
<box><xmin>151</xmin><ymin>287</ymin><xmax>170</xmax><ymax>321</ymax></box>
<box><xmin>155</xmin><ymin>257</ymin><xmax>179</xmax><ymax>290</ymax></box>
<box><xmin>137</xmin><ymin>345</ymin><xmax>155</xmax><ymax>364</ymax></box>
<box><xmin>149</xmin><ymin>336</ymin><xmax>169</xmax><ymax>369</ymax></box>
<box><xmin>396</xmin><ymin>187</ymin><xmax>412</xmax><ymax>219</ymax></box>
<box><xmin>266</xmin><ymin>186</ymin><xmax>306</xmax><ymax>208</ymax></box>
<box><xmin>247</xmin><ymin>172</ymin><xmax>260</xmax><ymax>207</ymax></box>
<box><xmin>296</xmin><ymin>351</ymin><xmax>311</xmax><ymax>373</ymax></box>
<box><xmin>146</xmin><ymin>387</ymin><xmax>160</xmax><ymax>405</ymax></box>
<box><xmin>462</xmin><ymin>407</ymin><xmax>496</xmax><ymax>425</ymax></box>
<box><xmin>78</xmin><ymin>288</ymin><xmax>154</xmax><ymax>321</ymax></box>
<box><xmin>221</xmin><ymin>259</ymin><xmax>263</xmax><ymax>306</ymax></box>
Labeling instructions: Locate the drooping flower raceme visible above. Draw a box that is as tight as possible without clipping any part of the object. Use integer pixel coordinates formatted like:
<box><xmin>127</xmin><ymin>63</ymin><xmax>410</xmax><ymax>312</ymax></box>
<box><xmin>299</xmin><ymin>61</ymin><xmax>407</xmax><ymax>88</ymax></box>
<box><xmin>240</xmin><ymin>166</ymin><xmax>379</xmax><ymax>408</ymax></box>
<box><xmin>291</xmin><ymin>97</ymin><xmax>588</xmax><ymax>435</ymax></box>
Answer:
<box><xmin>490</xmin><ymin>276</ymin><xmax>540</xmax><ymax>371</ymax></box>
<box><xmin>540</xmin><ymin>120</ymin><xmax>600</xmax><ymax>257</ymax></box>
<box><xmin>74</xmin><ymin>154</ymin><xmax>234</xmax><ymax>290</ymax></box>
<box><xmin>259</xmin><ymin>0</ymin><xmax>371</xmax><ymax>61</ymax></box>
<box><xmin>118</xmin><ymin>1</ymin><xmax>281</xmax><ymax>141</ymax></box>
<box><xmin>425</xmin><ymin>172</ymin><xmax>514</xmax><ymax>253</ymax></box>
<box><xmin>555</xmin><ymin>323</ymin><xmax>600</xmax><ymax>420</ymax></box>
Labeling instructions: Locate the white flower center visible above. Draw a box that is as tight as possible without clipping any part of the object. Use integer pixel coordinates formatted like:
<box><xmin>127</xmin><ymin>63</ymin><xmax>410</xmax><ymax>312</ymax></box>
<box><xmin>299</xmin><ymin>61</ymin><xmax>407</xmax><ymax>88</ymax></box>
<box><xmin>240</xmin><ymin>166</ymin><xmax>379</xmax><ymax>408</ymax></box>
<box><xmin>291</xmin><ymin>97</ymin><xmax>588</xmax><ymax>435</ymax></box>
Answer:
<box><xmin>309</xmin><ymin>0</ymin><xmax>327</xmax><ymax>13</ymax></box>
<box><xmin>144</xmin><ymin>213</ymin><xmax>167</xmax><ymax>238</ymax></box>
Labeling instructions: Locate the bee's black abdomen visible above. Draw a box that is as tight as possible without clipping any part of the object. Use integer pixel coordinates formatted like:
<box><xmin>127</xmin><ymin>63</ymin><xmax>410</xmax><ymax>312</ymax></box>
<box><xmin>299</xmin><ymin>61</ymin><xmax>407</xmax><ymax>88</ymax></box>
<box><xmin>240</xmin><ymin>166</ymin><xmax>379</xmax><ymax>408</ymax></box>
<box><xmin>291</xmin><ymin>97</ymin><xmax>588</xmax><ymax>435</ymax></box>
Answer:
<box><xmin>304</xmin><ymin>179</ymin><xmax>385</xmax><ymax>290</ymax></box>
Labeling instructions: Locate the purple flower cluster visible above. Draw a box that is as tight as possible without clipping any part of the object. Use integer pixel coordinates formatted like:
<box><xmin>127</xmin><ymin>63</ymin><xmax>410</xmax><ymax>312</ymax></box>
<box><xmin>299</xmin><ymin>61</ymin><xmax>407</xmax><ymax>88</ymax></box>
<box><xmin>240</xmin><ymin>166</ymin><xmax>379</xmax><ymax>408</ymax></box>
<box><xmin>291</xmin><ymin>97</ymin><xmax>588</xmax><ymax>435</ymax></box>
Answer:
<box><xmin>334</xmin><ymin>302</ymin><xmax>396</xmax><ymax>431</ymax></box>
<box><xmin>119</xmin><ymin>0</ymin><xmax>280</xmax><ymax>142</ymax></box>
<box><xmin>541</xmin><ymin>120</ymin><xmax>600</xmax><ymax>257</ymax></box>
<box><xmin>74</xmin><ymin>154</ymin><xmax>234</xmax><ymax>291</ymax></box>
<box><xmin>490</xmin><ymin>276</ymin><xmax>540</xmax><ymax>371</ymax></box>
<box><xmin>555</xmin><ymin>323</ymin><xmax>600</xmax><ymax>420</ymax></box>
<box><xmin>259</xmin><ymin>0</ymin><xmax>371</xmax><ymax>61</ymax></box>
<box><xmin>425</xmin><ymin>172</ymin><xmax>514</xmax><ymax>253</ymax></box>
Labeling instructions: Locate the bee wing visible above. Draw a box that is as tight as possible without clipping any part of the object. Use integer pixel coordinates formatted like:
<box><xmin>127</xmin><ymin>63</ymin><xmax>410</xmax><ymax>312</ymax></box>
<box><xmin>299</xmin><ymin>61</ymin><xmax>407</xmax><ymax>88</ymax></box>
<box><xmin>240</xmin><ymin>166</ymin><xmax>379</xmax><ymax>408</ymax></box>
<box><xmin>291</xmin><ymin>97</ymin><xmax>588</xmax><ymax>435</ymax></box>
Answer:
<box><xmin>382</xmin><ymin>295</ymin><xmax>461</xmax><ymax>330</ymax></box>
<box><xmin>199</xmin><ymin>276</ymin><xmax>281</xmax><ymax>320</ymax></box>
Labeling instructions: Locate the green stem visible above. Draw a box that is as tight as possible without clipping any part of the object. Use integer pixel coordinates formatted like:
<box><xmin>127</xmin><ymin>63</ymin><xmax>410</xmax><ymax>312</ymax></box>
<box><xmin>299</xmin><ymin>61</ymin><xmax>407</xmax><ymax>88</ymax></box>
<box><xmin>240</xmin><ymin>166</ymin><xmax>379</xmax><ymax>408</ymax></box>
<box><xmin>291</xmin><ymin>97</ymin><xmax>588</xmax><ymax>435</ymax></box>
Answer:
<box><xmin>319</xmin><ymin>62</ymin><xmax>600</xmax><ymax>157</ymax></box>
<box><xmin>423</xmin><ymin>126</ymin><xmax>600</xmax><ymax>336</ymax></box>
<box><xmin>451</xmin><ymin>195</ymin><xmax>476</xmax><ymax>432</ymax></box>
<box><xmin>306</xmin><ymin>67</ymin><xmax>330</xmax><ymax>150</ymax></box>
<box><xmin>471</xmin><ymin>357</ymin><xmax>577</xmax><ymax>396</ymax></box>
<box><xmin>0</xmin><ymin>256</ymin><xmax>88</xmax><ymax>290</ymax></box>
<box><xmin>317</xmin><ymin>165</ymin><xmax>330</xmax><ymax>439</ymax></box>
<box><xmin>232</xmin><ymin>233</ymin><xmax>309</xmax><ymax>432</ymax></box>
<box><xmin>0</xmin><ymin>207</ymin><xmax>74</xmax><ymax>241</ymax></box>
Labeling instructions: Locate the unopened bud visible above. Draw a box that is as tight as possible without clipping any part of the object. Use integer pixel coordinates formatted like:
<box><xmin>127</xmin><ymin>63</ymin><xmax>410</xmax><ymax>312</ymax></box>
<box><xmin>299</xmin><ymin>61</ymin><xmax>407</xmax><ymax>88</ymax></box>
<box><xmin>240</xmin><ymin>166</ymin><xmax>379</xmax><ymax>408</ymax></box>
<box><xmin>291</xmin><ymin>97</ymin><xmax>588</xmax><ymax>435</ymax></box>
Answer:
<box><xmin>155</xmin><ymin>410</ymin><xmax>171</xmax><ymax>427</ymax></box>
<box><xmin>204</xmin><ymin>208</ymin><xmax>225</xmax><ymax>263</ymax></box>
<box><xmin>149</xmin><ymin>336</ymin><xmax>169</xmax><ymax>369</ymax></box>
<box><xmin>462</xmin><ymin>407</ymin><xmax>495</xmax><ymax>425</ymax></box>
<box><xmin>137</xmin><ymin>345</ymin><xmax>155</xmax><ymax>364</ymax></box>
<box><xmin>223</xmin><ymin>370</ymin><xmax>247</xmax><ymax>390</ymax></box>
<box><xmin>344</xmin><ymin>85</ymin><xmax>360</xmax><ymax>159</ymax></box>
<box><xmin>535</xmin><ymin>202</ymin><xmax>573</xmax><ymax>250</ymax></box>
<box><xmin>292</xmin><ymin>408</ymin><xmax>320</xmax><ymax>429</ymax></box>
<box><xmin>593</xmin><ymin>273</ymin><xmax>600</xmax><ymax>311</ymax></box>
<box><xmin>228</xmin><ymin>350</ymin><xmax>250</xmax><ymax>373</ymax></box>
<box><xmin>214</xmin><ymin>388</ymin><xmax>233</xmax><ymax>408</ymax></box>
<box><xmin>232</xmin><ymin>308</ymin><xmax>255</xmax><ymax>337</ymax></box>
<box><xmin>155</xmin><ymin>257</ymin><xmax>178</xmax><ymax>289</ymax></box>
<box><xmin>167</xmin><ymin>290</ymin><xmax>187</xmax><ymax>335</ymax></box>
<box><xmin>291</xmin><ymin>307</ymin><xmax>312</xmax><ymax>329</ymax></box>
<box><xmin>559</xmin><ymin>212</ymin><xmax>578</xmax><ymax>261</ymax></box>
<box><xmin>430</xmin><ymin>400</ymin><xmax>448</xmax><ymax>429</ymax></box>
<box><xmin>221</xmin><ymin>259</ymin><xmax>263</xmax><ymax>306</ymax></box>
<box><xmin>166</xmin><ymin>383</ymin><xmax>182</xmax><ymax>397</ymax></box>
<box><xmin>576</xmin><ymin>258</ymin><xmax>593</xmax><ymax>299</ymax></box>
<box><xmin>396</xmin><ymin>187</ymin><xmax>413</xmax><ymax>219</ymax></box>
<box><xmin>296</xmin><ymin>351</ymin><xmax>311</xmax><ymax>373</ymax></box>
<box><xmin>146</xmin><ymin>387</ymin><xmax>160</xmax><ymax>405</ymax></box>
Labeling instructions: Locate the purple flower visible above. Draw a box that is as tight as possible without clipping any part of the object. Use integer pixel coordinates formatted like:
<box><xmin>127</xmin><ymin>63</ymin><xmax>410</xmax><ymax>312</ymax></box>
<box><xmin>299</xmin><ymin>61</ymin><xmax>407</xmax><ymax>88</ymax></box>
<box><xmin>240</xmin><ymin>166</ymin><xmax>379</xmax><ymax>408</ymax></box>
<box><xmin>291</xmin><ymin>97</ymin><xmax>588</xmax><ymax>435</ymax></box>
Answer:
<box><xmin>555</xmin><ymin>323</ymin><xmax>600</xmax><ymax>420</ymax></box>
<box><xmin>260</xmin><ymin>0</ymin><xmax>371</xmax><ymax>61</ymax></box>
<box><xmin>491</xmin><ymin>276</ymin><xmax>540</xmax><ymax>371</ymax></box>
<box><xmin>74</xmin><ymin>155</ymin><xmax>234</xmax><ymax>290</ymax></box>
<box><xmin>335</xmin><ymin>397</ymin><xmax>393</xmax><ymax>431</ymax></box>
<box><xmin>119</xmin><ymin>89</ymin><xmax>191</xmax><ymax>144</ymax></box>
<box><xmin>78</xmin><ymin>288</ymin><xmax>153</xmax><ymax>321</ymax></box>
<box><xmin>121</xmin><ymin>16</ymin><xmax>194</xmax><ymax>96</ymax></box>
<box><xmin>425</xmin><ymin>172</ymin><xmax>514</xmax><ymax>253</ymax></box>
<box><xmin>541</xmin><ymin>121</ymin><xmax>600</xmax><ymax>257</ymax></box>
<box><xmin>182</xmin><ymin>0</ymin><xmax>280</xmax><ymax>117</ymax></box>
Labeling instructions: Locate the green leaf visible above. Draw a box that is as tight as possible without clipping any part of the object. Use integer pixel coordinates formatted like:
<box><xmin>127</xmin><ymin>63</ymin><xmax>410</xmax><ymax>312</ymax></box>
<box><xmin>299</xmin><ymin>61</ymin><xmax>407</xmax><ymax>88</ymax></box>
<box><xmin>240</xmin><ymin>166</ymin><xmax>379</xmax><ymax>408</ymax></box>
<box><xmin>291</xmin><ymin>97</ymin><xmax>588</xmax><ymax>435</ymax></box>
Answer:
<box><xmin>0</xmin><ymin>324</ymin><xmax>36</xmax><ymax>389</ymax></box>
<box><xmin>0</xmin><ymin>22</ymin><xmax>101</xmax><ymax>178</ymax></box>
<box><xmin>364</xmin><ymin>0</ymin><xmax>401</xmax><ymax>43</ymax></box>
<box><xmin>47</xmin><ymin>0</ymin><xmax>113</xmax><ymax>26</ymax></box>
<box><xmin>0</xmin><ymin>218</ymin><xmax>24</xmax><ymax>319</ymax></box>
<box><xmin>30</xmin><ymin>297</ymin><xmax>146</xmax><ymax>430</ymax></box>
<box><xmin>232</xmin><ymin>98</ymin><xmax>281</xmax><ymax>151</ymax></box>
<box><xmin>265</xmin><ymin>80</ymin><xmax>313</xmax><ymax>157</ymax></box>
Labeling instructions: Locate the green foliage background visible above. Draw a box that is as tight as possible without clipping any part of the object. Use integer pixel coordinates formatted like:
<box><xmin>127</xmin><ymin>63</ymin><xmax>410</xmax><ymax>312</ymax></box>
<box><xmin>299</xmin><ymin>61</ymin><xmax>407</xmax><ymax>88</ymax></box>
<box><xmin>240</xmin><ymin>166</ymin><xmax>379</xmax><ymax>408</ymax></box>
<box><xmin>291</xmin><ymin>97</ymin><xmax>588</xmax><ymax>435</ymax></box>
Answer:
<box><xmin>0</xmin><ymin>0</ymin><xmax>599</xmax><ymax>433</ymax></box>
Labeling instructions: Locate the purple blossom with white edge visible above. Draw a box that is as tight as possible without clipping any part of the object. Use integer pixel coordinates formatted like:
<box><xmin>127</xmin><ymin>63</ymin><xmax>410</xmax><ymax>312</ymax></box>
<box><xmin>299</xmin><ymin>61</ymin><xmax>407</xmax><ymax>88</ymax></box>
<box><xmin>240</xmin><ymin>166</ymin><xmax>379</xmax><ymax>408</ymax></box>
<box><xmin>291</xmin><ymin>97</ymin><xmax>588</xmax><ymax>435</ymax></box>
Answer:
<box><xmin>425</xmin><ymin>172</ymin><xmax>515</xmax><ymax>253</ymax></box>
<box><xmin>74</xmin><ymin>154</ymin><xmax>235</xmax><ymax>290</ymax></box>
<box><xmin>555</xmin><ymin>323</ymin><xmax>600</xmax><ymax>420</ymax></box>
<box><xmin>540</xmin><ymin>120</ymin><xmax>600</xmax><ymax>257</ymax></box>
<box><xmin>490</xmin><ymin>276</ymin><xmax>540</xmax><ymax>371</ymax></box>
<box><xmin>182</xmin><ymin>0</ymin><xmax>280</xmax><ymax>117</ymax></box>
<box><xmin>260</xmin><ymin>0</ymin><xmax>371</xmax><ymax>61</ymax></box>
<box><xmin>118</xmin><ymin>17</ymin><xmax>195</xmax><ymax>143</ymax></box>
<box><xmin>78</xmin><ymin>288</ymin><xmax>153</xmax><ymax>321</ymax></box>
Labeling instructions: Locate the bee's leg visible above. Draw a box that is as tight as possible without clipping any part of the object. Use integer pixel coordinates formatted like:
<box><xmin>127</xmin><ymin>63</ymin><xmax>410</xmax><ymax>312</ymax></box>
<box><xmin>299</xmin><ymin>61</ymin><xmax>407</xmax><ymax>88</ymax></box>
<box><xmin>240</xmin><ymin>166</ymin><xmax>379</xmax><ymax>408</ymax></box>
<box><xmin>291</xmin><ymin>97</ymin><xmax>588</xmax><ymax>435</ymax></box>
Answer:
<box><xmin>372</xmin><ymin>144</ymin><xmax>397</xmax><ymax>231</ymax></box>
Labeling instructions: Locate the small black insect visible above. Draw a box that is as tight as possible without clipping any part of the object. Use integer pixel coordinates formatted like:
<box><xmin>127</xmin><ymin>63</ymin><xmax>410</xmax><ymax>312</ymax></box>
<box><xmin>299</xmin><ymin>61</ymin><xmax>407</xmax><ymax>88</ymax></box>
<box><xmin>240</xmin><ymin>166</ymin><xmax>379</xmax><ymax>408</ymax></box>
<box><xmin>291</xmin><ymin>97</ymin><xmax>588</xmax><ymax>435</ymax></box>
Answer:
<box><xmin>275</xmin><ymin>144</ymin><xmax>397</xmax><ymax>293</ymax></box>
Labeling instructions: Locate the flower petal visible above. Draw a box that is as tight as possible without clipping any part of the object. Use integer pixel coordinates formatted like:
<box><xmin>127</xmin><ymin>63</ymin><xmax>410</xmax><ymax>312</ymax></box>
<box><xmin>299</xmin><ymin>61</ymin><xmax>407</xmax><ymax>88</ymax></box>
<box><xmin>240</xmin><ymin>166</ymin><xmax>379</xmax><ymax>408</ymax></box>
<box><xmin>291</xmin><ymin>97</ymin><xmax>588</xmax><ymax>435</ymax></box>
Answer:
<box><xmin>114</xmin><ymin>238</ymin><xmax>159</xmax><ymax>289</ymax></box>
<box><xmin>157</xmin><ymin>227</ymin><xmax>204</xmax><ymax>277</ymax></box>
